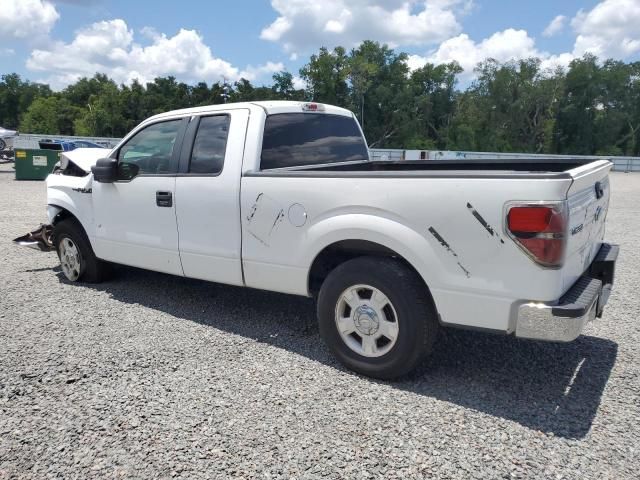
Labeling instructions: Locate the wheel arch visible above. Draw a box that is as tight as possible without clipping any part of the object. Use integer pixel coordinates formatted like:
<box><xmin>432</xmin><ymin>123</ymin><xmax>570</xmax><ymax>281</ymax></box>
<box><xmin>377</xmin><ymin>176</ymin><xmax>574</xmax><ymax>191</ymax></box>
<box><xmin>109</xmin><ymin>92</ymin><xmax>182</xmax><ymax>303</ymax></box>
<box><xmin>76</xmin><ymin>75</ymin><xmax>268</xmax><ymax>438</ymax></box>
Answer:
<box><xmin>303</xmin><ymin>213</ymin><xmax>445</xmax><ymax>299</ymax></box>
<box><xmin>48</xmin><ymin>204</ymin><xmax>76</xmax><ymax>225</ymax></box>
<box><xmin>307</xmin><ymin>239</ymin><xmax>439</xmax><ymax>317</ymax></box>
<box><xmin>48</xmin><ymin>205</ymin><xmax>95</xmax><ymax>251</ymax></box>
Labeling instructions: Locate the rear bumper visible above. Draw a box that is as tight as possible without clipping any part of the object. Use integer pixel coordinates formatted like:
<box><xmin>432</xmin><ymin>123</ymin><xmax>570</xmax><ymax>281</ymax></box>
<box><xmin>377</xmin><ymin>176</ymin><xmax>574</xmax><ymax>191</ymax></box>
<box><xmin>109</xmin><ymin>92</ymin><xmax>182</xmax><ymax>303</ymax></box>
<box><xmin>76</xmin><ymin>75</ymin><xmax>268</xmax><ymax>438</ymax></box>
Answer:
<box><xmin>515</xmin><ymin>243</ymin><xmax>619</xmax><ymax>342</ymax></box>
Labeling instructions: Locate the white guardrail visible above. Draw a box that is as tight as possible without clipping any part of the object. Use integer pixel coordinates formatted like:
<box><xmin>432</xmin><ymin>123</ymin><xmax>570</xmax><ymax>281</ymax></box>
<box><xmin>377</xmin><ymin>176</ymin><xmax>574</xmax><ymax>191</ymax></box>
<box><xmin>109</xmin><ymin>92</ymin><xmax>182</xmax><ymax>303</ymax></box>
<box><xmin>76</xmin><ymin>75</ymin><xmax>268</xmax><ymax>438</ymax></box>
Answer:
<box><xmin>369</xmin><ymin>149</ymin><xmax>640</xmax><ymax>172</ymax></box>
<box><xmin>12</xmin><ymin>134</ymin><xmax>122</xmax><ymax>150</ymax></box>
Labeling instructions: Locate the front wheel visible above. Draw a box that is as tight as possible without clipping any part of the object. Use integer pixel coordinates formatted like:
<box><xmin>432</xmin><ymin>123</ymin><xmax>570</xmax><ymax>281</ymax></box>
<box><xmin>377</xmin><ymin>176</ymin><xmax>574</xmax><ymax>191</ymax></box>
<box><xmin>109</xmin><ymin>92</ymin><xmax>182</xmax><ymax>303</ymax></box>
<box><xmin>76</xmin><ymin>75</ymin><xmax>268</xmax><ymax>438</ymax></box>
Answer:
<box><xmin>317</xmin><ymin>256</ymin><xmax>439</xmax><ymax>380</ymax></box>
<box><xmin>53</xmin><ymin>218</ymin><xmax>108</xmax><ymax>283</ymax></box>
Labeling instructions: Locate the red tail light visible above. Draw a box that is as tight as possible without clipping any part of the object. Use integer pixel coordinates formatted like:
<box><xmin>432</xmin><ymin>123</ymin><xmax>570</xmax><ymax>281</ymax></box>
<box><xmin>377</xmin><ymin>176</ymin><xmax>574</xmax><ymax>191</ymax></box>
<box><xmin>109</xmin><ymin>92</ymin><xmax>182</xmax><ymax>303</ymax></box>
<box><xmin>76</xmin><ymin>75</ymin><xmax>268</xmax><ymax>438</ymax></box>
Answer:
<box><xmin>506</xmin><ymin>203</ymin><xmax>567</xmax><ymax>267</ymax></box>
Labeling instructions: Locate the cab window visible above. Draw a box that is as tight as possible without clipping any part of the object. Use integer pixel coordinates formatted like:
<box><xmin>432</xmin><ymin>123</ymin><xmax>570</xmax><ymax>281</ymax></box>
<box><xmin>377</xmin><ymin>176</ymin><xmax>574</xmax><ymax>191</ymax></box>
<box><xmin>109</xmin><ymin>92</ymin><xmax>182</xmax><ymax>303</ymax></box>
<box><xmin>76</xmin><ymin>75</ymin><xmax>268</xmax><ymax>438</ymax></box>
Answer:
<box><xmin>260</xmin><ymin>113</ymin><xmax>368</xmax><ymax>170</ymax></box>
<box><xmin>118</xmin><ymin>120</ymin><xmax>182</xmax><ymax>174</ymax></box>
<box><xmin>189</xmin><ymin>115</ymin><xmax>230</xmax><ymax>174</ymax></box>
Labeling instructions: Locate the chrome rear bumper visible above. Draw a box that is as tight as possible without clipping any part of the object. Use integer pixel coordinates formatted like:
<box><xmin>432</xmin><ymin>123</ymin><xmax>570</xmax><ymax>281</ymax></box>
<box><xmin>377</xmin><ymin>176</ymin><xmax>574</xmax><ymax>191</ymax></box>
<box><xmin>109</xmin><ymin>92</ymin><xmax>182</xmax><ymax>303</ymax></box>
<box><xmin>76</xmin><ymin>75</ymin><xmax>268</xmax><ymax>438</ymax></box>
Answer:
<box><xmin>516</xmin><ymin>243</ymin><xmax>619</xmax><ymax>342</ymax></box>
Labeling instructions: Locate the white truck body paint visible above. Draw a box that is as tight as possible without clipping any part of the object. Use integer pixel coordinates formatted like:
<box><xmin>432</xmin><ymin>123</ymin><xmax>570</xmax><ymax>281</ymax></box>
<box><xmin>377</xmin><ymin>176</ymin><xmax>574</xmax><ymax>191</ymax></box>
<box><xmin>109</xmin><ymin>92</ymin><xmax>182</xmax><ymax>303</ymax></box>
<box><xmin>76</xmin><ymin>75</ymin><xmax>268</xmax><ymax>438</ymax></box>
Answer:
<box><xmin>92</xmin><ymin>176</ymin><xmax>183</xmax><ymax>276</ymax></box>
<box><xmin>43</xmin><ymin>101</ymin><xmax>613</xmax><ymax>335</ymax></box>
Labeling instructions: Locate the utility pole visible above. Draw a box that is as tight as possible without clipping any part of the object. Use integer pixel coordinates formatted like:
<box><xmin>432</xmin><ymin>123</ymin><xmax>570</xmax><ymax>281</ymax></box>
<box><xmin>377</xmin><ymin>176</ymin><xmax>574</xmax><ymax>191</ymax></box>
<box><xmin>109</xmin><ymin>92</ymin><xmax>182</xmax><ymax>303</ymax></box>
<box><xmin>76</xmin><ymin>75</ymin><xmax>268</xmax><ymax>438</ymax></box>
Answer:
<box><xmin>87</xmin><ymin>103</ymin><xmax>96</xmax><ymax>136</ymax></box>
<box><xmin>222</xmin><ymin>77</ymin><xmax>230</xmax><ymax>104</ymax></box>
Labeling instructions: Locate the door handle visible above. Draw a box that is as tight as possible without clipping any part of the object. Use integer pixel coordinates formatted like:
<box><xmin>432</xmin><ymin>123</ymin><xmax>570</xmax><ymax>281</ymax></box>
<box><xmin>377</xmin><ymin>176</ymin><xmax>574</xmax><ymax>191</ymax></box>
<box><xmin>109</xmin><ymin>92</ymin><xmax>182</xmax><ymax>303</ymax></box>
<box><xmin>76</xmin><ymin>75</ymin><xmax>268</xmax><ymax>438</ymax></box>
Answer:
<box><xmin>156</xmin><ymin>191</ymin><xmax>173</xmax><ymax>207</ymax></box>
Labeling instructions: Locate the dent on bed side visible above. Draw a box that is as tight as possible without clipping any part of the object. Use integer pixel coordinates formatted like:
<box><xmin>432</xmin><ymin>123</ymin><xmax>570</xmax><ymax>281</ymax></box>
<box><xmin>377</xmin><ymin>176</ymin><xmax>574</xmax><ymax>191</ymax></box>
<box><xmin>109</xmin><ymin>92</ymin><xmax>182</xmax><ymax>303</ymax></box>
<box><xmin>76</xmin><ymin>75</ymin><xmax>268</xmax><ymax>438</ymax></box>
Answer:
<box><xmin>428</xmin><ymin>226</ymin><xmax>471</xmax><ymax>278</ymax></box>
<box><xmin>269</xmin><ymin>209</ymin><xmax>285</xmax><ymax>236</ymax></box>
<box><xmin>245</xmin><ymin>192</ymin><xmax>287</xmax><ymax>246</ymax></box>
<box><xmin>246</xmin><ymin>193</ymin><xmax>264</xmax><ymax>222</ymax></box>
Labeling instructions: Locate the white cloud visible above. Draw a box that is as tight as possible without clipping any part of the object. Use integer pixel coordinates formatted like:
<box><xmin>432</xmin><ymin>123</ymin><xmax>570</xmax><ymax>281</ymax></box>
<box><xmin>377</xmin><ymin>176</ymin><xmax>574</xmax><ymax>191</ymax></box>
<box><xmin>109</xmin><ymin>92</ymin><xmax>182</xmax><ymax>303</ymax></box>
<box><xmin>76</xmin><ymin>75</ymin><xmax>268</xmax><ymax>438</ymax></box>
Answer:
<box><xmin>406</xmin><ymin>54</ymin><xmax>433</xmax><ymax>72</ymax></box>
<box><xmin>240</xmin><ymin>61</ymin><xmax>286</xmax><ymax>81</ymax></box>
<box><xmin>424</xmin><ymin>29</ymin><xmax>540</xmax><ymax>77</ymax></box>
<box><xmin>409</xmin><ymin>0</ymin><xmax>640</xmax><ymax>82</ymax></box>
<box><xmin>25</xmin><ymin>19</ymin><xmax>283</xmax><ymax>89</ymax></box>
<box><xmin>571</xmin><ymin>0</ymin><xmax>640</xmax><ymax>59</ymax></box>
<box><xmin>261</xmin><ymin>0</ymin><xmax>468</xmax><ymax>53</ymax></box>
<box><xmin>292</xmin><ymin>75</ymin><xmax>307</xmax><ymax>90</ymax></box>
<box><xmin>0</xmin><ymin>0</ymin><xmax>59</xmax><ymax>40</ymax></box>
<box><xmin>538</xmin><ymin>53</ymin><xmax>575</xmax><ymax>72</ymax></box>
<box><xmin>406</xmin><ymin>28</ymin><xmax>576</xmax><ymax>83</ymax></box>
<box><xmin>543</xmin><ymin>15</ymin><xmax>566</xmax><ymax>38</ymax></box>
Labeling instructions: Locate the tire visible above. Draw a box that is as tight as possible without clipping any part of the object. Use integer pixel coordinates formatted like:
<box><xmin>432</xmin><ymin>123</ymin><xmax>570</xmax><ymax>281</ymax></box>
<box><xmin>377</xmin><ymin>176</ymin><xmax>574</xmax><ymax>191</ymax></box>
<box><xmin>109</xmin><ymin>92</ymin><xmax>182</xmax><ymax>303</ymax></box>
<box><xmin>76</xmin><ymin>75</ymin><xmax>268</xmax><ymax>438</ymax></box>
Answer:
<box><xmin>53</xmin><ymin>218</ymin><xmax>108</xmax><ymax>283</ymax></box>
<box><xmin>0</xmin><ymin>139</ymin><xmax>6</xmax><ymax>150</ymax></box>
<box><xmin>317</xmin><ymin>256</ymin><xmax>439</xmax><ymax>380</ymax></box>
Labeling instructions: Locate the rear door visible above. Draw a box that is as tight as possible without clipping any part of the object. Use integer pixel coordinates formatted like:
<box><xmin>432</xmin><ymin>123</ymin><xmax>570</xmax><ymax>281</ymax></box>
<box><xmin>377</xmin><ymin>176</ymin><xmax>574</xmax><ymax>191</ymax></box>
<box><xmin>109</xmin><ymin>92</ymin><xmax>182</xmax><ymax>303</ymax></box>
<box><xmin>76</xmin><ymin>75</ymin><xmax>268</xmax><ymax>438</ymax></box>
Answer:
<box><xmin>174</xmin><ymin>109</ymin><xmax>249</xmax><ymax>286</ymax></box>
<box><xmin>92</xmin><ymin>118</ymin><xmax>187</xmax><ymax>275</ymax></box>
<box><xmin>563</xmin><ymin>160</ymin><xmax>612</xmax><ymax>289</ymax></box>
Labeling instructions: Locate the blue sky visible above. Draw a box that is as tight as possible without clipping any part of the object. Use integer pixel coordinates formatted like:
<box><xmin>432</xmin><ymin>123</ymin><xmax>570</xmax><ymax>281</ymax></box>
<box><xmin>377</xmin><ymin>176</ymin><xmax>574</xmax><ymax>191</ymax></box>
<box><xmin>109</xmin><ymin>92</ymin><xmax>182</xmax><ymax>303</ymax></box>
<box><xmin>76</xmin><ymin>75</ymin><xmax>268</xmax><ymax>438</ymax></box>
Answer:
<box><xmin>1</xmin><ymin>0</ymin><xmax>638</xmax><ymax>89</ymax></box>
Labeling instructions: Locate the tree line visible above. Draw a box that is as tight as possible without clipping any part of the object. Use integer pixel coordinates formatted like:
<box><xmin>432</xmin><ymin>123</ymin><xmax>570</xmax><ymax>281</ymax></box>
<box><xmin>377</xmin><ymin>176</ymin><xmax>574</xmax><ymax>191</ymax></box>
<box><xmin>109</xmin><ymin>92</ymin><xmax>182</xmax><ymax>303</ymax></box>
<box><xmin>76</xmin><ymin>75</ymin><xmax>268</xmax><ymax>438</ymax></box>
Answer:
<box><xmin>1</xmin><ymin>40</ymin><xmax>639</xmax><ymax>155</ymax></box>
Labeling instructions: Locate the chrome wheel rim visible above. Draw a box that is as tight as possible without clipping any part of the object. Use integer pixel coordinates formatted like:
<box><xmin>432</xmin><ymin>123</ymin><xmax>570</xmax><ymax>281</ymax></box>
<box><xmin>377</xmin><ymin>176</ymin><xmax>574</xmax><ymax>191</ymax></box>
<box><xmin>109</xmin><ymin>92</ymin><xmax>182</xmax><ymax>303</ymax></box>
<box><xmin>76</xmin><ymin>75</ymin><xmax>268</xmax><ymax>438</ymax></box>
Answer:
<box><xmin>335</xmin><ymin>284</ymin><xmax>399</xmax><ymax>358</ymax></box>
<box><xmin>59</xmin><ymin>237</ymin><xmax>81</xmax><ymax>281</ymax></box>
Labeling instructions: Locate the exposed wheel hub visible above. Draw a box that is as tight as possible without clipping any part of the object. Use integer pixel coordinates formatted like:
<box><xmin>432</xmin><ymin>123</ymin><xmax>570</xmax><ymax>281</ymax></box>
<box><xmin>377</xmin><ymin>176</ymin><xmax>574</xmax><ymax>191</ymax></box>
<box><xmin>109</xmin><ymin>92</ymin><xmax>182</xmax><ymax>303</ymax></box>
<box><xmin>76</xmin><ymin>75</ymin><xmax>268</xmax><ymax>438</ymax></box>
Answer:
<box><xmin>59</xmin><ymin>237</ymin><xmax>81</xmax><ymax>281</ymax></box>
<box><xmin>354</xmin><ymin>305</ymin><xmax>379</xmax><ymax>336</ymax></box>
<box><xmin>334</xmin><ymin>284</ymin><xmax>400</xmax><ymax>358</ymax></box>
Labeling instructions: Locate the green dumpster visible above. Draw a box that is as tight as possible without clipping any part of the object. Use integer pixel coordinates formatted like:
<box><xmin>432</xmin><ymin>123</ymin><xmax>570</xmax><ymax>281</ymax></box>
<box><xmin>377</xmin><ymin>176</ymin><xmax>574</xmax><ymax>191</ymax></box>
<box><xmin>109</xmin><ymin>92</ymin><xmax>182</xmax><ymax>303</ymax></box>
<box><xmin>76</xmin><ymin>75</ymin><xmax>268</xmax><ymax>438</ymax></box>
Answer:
<box><xmin>14</xmin><ymin>149</ymin><xmax>61</xmax><ymax>180</ymax></box>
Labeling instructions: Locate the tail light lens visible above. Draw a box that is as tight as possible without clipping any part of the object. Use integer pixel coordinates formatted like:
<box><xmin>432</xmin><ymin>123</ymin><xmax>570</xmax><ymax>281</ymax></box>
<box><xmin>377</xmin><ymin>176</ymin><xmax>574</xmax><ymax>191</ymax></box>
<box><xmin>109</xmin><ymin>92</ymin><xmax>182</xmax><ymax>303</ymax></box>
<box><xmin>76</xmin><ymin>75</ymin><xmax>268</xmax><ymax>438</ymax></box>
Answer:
<box><xmin>506</xmin><ymin>203</ymin><xmax>568</xmax><ymax>267</ymax></box>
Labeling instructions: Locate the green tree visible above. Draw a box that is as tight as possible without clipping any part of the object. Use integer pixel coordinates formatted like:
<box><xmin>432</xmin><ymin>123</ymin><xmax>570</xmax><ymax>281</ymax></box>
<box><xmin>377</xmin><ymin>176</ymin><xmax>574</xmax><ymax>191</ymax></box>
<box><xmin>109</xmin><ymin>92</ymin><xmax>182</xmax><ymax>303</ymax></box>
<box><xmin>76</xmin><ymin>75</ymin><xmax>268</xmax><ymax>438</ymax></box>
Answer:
<box><xmin>271</xmin><ymin>71</ymin><xmax>305</xmax><ymax>100</ymax></box>
<box><xmin>454</xmin><ymin>58</ymin><xmax>564</xmax><ymax>153</ymax></box>
<box><xmin>2</xmin><ymin>44</ymin><xmax>640</xmax><ymax>156</ymax></box>
<box><xmin>554</xmin><ymin>55</ymin><xmax>601</xmax><ymax>154</ymax></box>
<box><xmin>408</xmin><ymin>62</ymin><xmax>462</xmax><ymax>149</ymax></box>
<box><xmin>592</xmin><ymin>60</ymin><xmax>640</xmax><ymax>155</ymax></box>
<box><xmin>0</xmin><ymin>73</ymin><xmax>52</xmax><ymax>129</ymax></box>
<box><xmin>20</xmin><ymin>96</ymin><xmax>78</xmax><ymax>134</ymax></box>
<box><xmin>347</xmin><ymin>41</ymin><xmax>411</xmax><ymax>147</ymax></box>
<box><xmin>300</xmin><ymin>47</ymin><xmax>350</xmax><ymax>106</ymax></box>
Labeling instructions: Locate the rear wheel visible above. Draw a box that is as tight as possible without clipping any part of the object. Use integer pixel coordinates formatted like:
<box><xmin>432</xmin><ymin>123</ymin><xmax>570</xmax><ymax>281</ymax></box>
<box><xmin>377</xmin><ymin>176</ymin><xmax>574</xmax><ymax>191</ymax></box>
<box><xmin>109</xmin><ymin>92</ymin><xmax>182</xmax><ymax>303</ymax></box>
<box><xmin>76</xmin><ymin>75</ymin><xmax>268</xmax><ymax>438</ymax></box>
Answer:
<box><xmin>53</xmin><ymin>218</ymin><xmax>108</xmax><ymax>283</ymax></box>
<box><xmin>317</xmin><ymin>256</ymin><xmax>438</xmax><ymax>379</ymax></box>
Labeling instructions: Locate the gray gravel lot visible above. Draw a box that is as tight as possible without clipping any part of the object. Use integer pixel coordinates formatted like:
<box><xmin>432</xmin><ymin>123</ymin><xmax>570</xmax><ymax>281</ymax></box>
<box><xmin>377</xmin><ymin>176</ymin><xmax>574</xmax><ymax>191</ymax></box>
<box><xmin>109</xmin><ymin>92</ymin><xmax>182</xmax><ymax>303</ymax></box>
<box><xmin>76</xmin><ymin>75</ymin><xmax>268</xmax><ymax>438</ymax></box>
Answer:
<box><xmin>0</xmin><ymin>163</ymin><xmax>639</xmax><ymax>479</ymax></box>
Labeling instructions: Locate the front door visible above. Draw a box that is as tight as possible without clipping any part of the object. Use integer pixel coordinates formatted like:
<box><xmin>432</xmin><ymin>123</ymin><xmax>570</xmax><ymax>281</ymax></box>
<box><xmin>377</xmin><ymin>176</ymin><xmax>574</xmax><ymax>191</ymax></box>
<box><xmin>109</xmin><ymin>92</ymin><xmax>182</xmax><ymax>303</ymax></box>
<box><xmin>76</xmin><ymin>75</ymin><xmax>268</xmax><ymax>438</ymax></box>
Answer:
<box><xmin>92</xmin><ymin>118</ymin><xmax>187</xmax><ymax>276</ymax></box>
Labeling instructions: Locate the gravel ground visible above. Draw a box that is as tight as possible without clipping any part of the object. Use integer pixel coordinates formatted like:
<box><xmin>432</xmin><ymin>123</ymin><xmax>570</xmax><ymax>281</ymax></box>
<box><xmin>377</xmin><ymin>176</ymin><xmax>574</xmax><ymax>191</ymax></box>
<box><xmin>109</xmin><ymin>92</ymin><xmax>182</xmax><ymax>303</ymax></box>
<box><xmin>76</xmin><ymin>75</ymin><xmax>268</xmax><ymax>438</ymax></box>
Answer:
<box><xmin>0</xmin><ymin>163</ymin><xmax>639</xmax><ymax>479</ymax></box>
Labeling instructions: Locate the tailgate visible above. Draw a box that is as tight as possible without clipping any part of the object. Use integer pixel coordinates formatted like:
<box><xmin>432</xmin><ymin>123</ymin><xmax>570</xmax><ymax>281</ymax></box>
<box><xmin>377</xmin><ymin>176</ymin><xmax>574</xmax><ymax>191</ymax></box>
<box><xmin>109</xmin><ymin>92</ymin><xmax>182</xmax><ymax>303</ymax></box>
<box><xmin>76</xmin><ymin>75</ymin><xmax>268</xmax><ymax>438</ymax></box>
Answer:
<box><xmin>563</xmin><ymin>160</ymin><xmax>612</xmax><ymax>290</ymax></box>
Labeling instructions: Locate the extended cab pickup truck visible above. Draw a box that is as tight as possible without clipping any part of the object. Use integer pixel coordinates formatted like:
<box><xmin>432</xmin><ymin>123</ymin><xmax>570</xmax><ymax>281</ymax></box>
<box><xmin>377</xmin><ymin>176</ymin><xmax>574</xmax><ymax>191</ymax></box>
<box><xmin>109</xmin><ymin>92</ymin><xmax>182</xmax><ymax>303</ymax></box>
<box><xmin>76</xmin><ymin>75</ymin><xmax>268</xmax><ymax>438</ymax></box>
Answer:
<box><xmin>15</xmin><ymin>101</ymin><xmax>619</xmax><ymax>379</ymax></box>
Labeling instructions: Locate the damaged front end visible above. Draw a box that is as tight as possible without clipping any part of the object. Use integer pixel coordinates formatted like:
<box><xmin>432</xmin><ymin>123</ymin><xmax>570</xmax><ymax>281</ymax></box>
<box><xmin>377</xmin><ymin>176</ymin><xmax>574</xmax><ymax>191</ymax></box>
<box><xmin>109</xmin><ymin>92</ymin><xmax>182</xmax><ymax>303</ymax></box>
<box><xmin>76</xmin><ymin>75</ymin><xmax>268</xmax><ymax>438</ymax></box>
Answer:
<box><xmin>13</xmin><ymin>148</ymin><xmax>109</xmax><ymax>254</ymax></box>
<box><xmin>13</xmin><ymin>224</ymin><xmax>55</xmax><ymax>252</ymax></box>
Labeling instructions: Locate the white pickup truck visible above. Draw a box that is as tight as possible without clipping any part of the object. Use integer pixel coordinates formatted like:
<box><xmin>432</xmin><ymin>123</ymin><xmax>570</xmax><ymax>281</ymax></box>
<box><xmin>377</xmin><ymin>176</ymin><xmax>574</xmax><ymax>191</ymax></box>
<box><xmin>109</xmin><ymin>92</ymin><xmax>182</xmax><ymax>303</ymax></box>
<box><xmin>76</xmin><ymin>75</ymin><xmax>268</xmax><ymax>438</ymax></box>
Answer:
<box><xmin>15</xmin><ymin>101</ymin><xmax>618</xmax><ymax>379</ymax></box>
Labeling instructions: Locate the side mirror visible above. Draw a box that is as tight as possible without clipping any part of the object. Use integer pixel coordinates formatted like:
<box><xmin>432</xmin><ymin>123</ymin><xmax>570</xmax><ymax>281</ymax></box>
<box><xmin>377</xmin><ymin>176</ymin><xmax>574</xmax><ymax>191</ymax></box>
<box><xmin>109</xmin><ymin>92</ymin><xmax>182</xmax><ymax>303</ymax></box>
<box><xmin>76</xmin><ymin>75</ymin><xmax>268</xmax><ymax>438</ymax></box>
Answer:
<box><xmin>91</xmin><ymin>158</ymin><xmax>118</xmax><ymax>183</ymax></box>
<box><xmin>117</xmin><ymin>162</ymin><xmax>139</xmax><ymax>181</ymax></box>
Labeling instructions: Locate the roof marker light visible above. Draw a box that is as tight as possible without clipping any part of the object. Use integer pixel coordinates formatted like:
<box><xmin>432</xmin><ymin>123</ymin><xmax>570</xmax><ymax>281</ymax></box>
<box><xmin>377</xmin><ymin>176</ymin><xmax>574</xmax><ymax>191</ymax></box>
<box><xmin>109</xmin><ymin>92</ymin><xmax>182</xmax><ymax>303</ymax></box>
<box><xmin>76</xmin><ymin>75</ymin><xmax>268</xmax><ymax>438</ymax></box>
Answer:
<box><xmin>302</xmin><ymin>102</ymin><xmax>324</xmax><ymax>112</ymax></box>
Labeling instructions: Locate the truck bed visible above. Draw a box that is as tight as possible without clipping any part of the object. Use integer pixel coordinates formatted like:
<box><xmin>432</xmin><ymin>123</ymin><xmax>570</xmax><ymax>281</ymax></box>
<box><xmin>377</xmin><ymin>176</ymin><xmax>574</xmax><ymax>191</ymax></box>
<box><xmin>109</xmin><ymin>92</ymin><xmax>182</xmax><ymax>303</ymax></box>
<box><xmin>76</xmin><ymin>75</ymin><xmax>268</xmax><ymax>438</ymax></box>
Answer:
<box><xmin>252</xmin><ymin>159</ymin><xmax>595</xmax><ymax>178</ymax></box>
<box><xmin>317</xmin><ymin>159</ymin><xmax>589</xmax><ymax>172</ymax></box>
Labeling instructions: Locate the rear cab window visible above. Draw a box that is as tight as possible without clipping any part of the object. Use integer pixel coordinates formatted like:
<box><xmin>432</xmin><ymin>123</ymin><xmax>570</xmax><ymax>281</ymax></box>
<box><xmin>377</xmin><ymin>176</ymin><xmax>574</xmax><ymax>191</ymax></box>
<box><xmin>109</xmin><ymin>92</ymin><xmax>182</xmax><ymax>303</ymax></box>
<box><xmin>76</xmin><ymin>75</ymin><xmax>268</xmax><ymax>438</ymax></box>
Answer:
<box><xmin>189</xmin><ymin>115</ymin><xmax>230</xmax><ymax>175</ymax></box>
<box><xmin>260</xmin><ymin>113</ymin><xmax>369</xmax><ymax>170</ymax></box>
